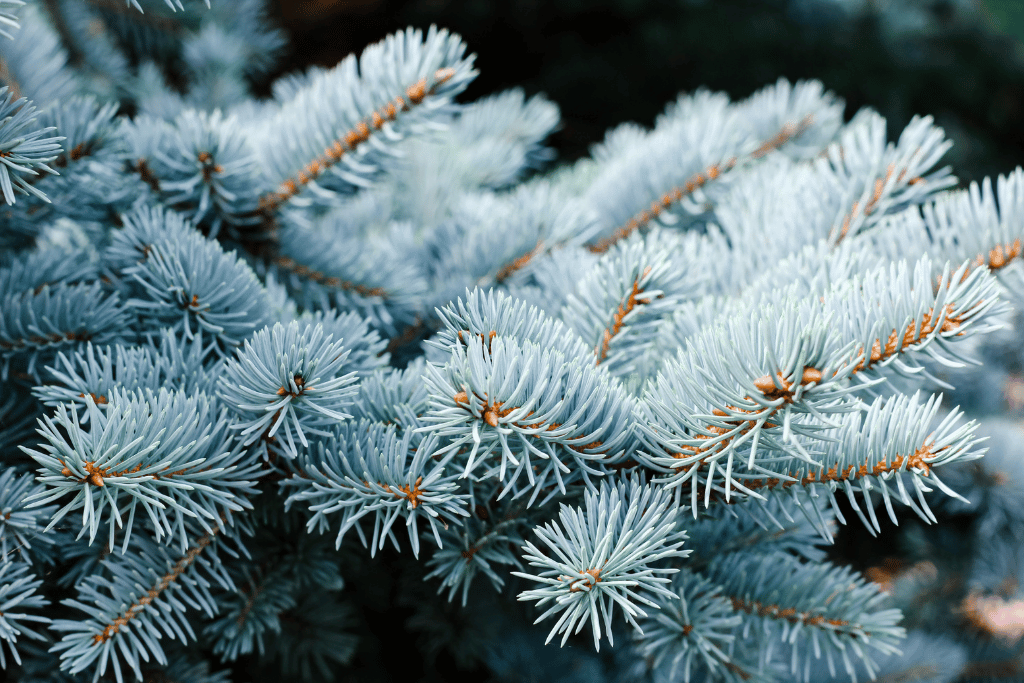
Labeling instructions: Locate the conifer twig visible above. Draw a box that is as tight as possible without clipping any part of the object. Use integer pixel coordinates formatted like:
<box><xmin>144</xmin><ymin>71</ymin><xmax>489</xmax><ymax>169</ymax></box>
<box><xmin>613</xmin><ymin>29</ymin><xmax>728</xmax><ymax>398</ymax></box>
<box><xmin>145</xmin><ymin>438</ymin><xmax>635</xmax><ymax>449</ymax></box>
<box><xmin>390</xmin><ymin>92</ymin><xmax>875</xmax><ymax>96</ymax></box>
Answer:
<box><xmin>586</xmin><ymin>115</ymin><xmax>814</xmax><ymax>255</ymax></box>
<box><xmin>257</xmin><ymin>67</ymin><xmax>457</xmax><ymax>216</ymax></box>
<box><xmin>91</xmin><ymin>525</ymin><xmax>221</xmax><ymax>645</ymax></box>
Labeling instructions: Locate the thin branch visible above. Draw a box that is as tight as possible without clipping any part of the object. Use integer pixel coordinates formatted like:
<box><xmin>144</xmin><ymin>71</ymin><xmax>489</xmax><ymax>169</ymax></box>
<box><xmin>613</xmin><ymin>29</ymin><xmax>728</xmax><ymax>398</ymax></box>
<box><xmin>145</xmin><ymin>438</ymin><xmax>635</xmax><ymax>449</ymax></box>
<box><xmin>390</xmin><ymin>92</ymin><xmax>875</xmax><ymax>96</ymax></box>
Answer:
<box><xmin>494</xmin><ymin>240</ymin><xmax>542</xmax><ymax>284</ymax></box>
<box><xmin>491</xmin><ymin>116</ymin><xmax>815</xmax><ymax>284</ymax></box>
<box><xmin>587</xmin><ymin>158</ymin><xmax>736</xmax><ymax>255</ymax></box>
<box><xmin>273</xmin><ymin>255</ymin><xmax>387</xmax><ymax>298</ymax></box>
<box><xmin>830</xmin><ymin>162</ymin><xmax>925</xmax><ymax>247</ymax></box>
<box><xmin>92</xmin><ymin>523</ymin><xmax>222</xmax><ymax>645</ymax></box>
<box><xmin>587</xmin><ymin>115</ymin><xmax>814</xmax><ymax>255</ymax></box>
<box><xmin>735</xmin><ymin>443</ymin><xmax>938</xmax><ymax>493</ymax></box>
<box><xmin>595</xmin><ymin>266</ymin><xmax>654</xmax><ymax>364</ymax></box>
<box><xmin>0</xmin><ymin>329</ymin><xmax>94</xmax><ymax>353</ymax></box>
<box><xmin>674</xmin><ymin>305</ymin><xmax>963</xmax><ymax>462</ymax></box>
<box><xmin>728</xmin><ymin>595</ymin><xmax>850</xmax><ymax>629</ymax></box>
<box><xmin>257</xmin><ymin>67</ymin><xmax>457</xmax><ymax>215</ymax></box>
<box><xmin>957</xmin><ymin>238</ymin><xmax>1024</xmax><ymax>282</ymax></box>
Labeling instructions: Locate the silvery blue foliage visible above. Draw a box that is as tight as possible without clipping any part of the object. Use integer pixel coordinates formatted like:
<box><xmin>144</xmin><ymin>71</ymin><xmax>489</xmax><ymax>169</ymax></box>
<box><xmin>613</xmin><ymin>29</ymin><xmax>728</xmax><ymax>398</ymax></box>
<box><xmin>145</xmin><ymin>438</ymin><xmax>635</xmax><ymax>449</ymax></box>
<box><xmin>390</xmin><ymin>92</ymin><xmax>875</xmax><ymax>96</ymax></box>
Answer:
<box><xmin>513</xmin><ymin>480</ymin><xmax>689</xmax><ymax>650</ymax></box>
<box><xmin>0</xmin><ymin>5</ymin><xmax>74</xmax><ymax>107</ymax></box>
<box><xmin>0</xmin><ymin>3</ymin><xmax>1021</xmax><ymax>682</ymax></box>
<box><xmin>0</xmin><ymin>281</ymin><xmax>130</xmax><ymax>380</ymax></box>
<box><xmin>120</xmin><ymin>216</ymin><xmax>272</xmax><ymax>352</ymax></box>
<box><xmin>50</xmin><ymin>524</ymin><xmax>235</xmax><ymax>683</ymax></box>
<box><xmin>33</xmin><ymin>329</ymin><xmax>217</xmax><ymax>414</ymax></box>
<box><xmin>0</xmin><ymin>560</ymin><xmax>49</xmax><ymax>669</ymax></box>
<box><xmin>22</xmin><ymin>387</ymin><xmax>259</xmax><ymax>551</ymax></box>
<box><xmin>0</xmin><ymin>88</ymin><xmax>62</xmax><ymax>205</ymax></box>
<box><xmin>634</xmin><ymin>570</ymin><xmax>745</xmax><ymax>683</ymax></box>
<box><xmin>218</xmin><ymin>321</ymin><xmax>358</xmax><ymax>460</ymax></box>
<box><xmin>0</xmin><ymin>469</ymin><xmax>54</xmax><ymax>564</ymax></box>
<box><xmin>700</xmin><ymin>551</ymin><xmax>904</xmax><ymax>682</ymax></box>
<box><xmin>422</xmin><ymin>332</ymin><xmax>638</xmax><ymax>500</ymax></box>
<box><xmin>422</xmin><ymin>489</ymin><xmax>530</xmax><ymax>605</ymax></box>
<box><xmin>284</xmin><ymin>419</ymin><xmax>470</xmax><ymax>557</ymax></box>
<box><xmin>144</xmin><ymin>109</ymin><xmax>261</xmax><ymax>236</ymax></box>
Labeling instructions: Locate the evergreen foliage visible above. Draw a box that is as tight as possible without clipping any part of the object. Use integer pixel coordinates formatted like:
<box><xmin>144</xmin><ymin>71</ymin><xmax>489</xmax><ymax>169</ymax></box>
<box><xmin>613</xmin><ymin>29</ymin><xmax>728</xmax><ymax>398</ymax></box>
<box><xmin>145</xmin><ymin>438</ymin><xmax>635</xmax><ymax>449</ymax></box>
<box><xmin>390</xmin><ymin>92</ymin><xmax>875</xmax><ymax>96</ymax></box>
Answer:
<box><xmin>0</xmin><ymin>2</ymin><xmax>1022</xmax><ymax>682</ymax></box>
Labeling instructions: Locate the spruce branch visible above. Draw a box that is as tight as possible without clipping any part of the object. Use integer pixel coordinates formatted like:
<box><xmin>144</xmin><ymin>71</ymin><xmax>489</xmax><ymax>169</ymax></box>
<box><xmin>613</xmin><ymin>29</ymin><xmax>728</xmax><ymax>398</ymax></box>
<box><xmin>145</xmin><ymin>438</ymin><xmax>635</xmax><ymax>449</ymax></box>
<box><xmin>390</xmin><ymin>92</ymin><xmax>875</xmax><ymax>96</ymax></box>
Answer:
<box><xmin>585</xmin><ymin>154</ymin><xmax>741</xmax><ymax>255</ymax></box>
<box><xmin>0</xmin><ymin>246</ymin><xmax>99</xmax><ymax>297</ymax></box>
<box><xmin>732</xmin><ymin>393</ymin><xmax>982</xmax><ymax>536</ymax></box>
<box><xmin>284</xmin><ymin>420</ymin><xmax>470</xmax><ymax>558</ymax></box>
<box><xmin>561</xmin><ymin>228</ymin><xmax>708</xmax><ymax>379</ymax></box>
<box><xmin>34</xmin><ymin>330</ymin><xmax>217</xmax><ymax>415</ymax></box>
<box><xmin>257</xmin><ymin>66</ymin><xmax>458</xmax><ymax>214</ymax></box>
<box><xmin>0</xmin><ymin>87</ymin><xmax>62</xmax><ymax>205</ymax></box>
<box><xmin>489</xmin><ymin>81</ymin><xmax>839</xmax><ymax>286</ymax></box>
<box><xmin>0</xmin><ymin>559</ymin><xmax>49</xmax><ymax>669</ymax></box>
<box><xmin>422</xmin><ymin>479</ymin><xmax>545</xmax><ymax>606</ymax></box>
<box><xmin>442</xmin><ymin>181</ymin><xmax>600</xmax><ymax>294</ymax></box>
<box><xmin>583</xmin><ymin>79</ymin><xmax>840</xmax><ymax>254</ymax></box>
<box><xmin>218</xmin><ymin>321</ymin><xmax>358</xmax><ymax>460</ymax></box>
<box><xmin>0</xmin><ymin>282</ymin><xmax>130</xmax><ymax>381</ymax></box>
<box><xmin>273</xmin><ymin>217</ymin><xmax>429</xmax><ymax>336</ymax></box>
<box><xmin>50</xmin><ymin>522</ymin><xmax>230</xmax><ymax>683</ymax></box>
<box><xmin>0</xmin><ymin>5</ymin><xmax>75</xmax><ymax>107</ymax></box>
<box><xmin>103</xmin><ymin>204</ymin><xmax>192</xmax><ymax>274</ymax></box>
<box><xmin>424</xmin><ymin>510</ymin><xmax>527</xmax><ymax>606</ymax></box>
<box><xmin>422</xmin><ymin>333</ymin><xmax>637</xmax><ymax>501</ymax></box>
<box><xmin>252</xmin><ymin>26</ymin><xmax>476</xmax><ymax>214</ymax></box>
<box><xmin>920</xmin><ymin>167</ymin><xmax>1024</xmax><ymax>295</ymax></box>
<box><xmin>122</xmin><ymin>221</ymin><xmax>272</xmax><ymax>352</ymax></box>
<box><xmin>0</xmin><ymin>469</ymin><xmax>56</xmax><ymax>565</ymax></box>
<box><xmin>513</xmin><ymin>479</ymin><xmax>689</xmax><ymax>651</ymax></box>
<box><xmin>149</xmin><ymin>109</ymin><xmax>262</xmax><ymax>237</ymax></box>
<box><xmin>34</xmin><ymin>341</ymin><xmax>163</xmax><ymax>415</ymax></box>
<box><xmin>295</xmin><ymin>309</ymin><xmax>389</xmax><ymax>379</ymax></box>
<box><xmin>203</xmin><ymin>570</ymin><xmax>296</xmax><ymax>662</ymax></box>
<box><xmin>634</xmin><ymin>570</ymin><xmax>749</xmax><ymax>683</ymax></box>
<box><xmin>705</xmin><ymin>551</ymin><xmax>904</xmax><ymax>683</ymax></box>
<box><xmin>40</xmin><ymin>95</ymin><xmax>119</xmax><ymax>172</ymax></box>
<box><xmin>349</xmin><ymin>358</ymin><xmax>430</xmax><ymax>427</ymax></box>
<box><xmin>22</xmin><ymin>388</ymin><xmax>259</xmax><ymax>551</ymax></box>
<box><xmin>639</xmin><ymin>256</ymin><xmax>1003</xmax><ymax>510</ymax></box>
<box><xmin>827</xmin><ymin>112</ymin><xmax>955</xmax><ymax>247</ymax></box>
<box><xmin>679</xmin><ymin>495</ymin><xmax>834</xmax><ymax>568</ymax></box>
<box><xmin>583</xmin><ymin>109</ymin><xmax>815</xmax><ymax>256</ymax></box>
<box><xmin>431</xmin><ymin>287</ymin><xmax>592</xmax><ymax>363</ymax></box>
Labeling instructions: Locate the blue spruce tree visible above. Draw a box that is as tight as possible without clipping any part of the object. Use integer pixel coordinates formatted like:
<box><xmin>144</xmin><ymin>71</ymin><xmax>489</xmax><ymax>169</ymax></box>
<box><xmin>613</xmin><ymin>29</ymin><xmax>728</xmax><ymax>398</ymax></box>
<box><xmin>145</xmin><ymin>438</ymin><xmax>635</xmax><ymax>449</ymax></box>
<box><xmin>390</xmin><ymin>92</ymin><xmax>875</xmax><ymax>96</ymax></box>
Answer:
<box><xmin>0</xmin><ymin>1</ymin><xmax>1021</xmax><ymax>681</ymax></box>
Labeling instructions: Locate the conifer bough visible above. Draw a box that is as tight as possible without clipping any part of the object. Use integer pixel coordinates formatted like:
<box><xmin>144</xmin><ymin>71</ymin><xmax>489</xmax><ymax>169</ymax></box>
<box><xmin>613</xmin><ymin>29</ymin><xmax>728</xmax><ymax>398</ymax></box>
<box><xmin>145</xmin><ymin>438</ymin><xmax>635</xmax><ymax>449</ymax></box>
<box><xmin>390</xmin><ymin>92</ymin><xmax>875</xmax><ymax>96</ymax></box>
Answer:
<box><xmin>0</xmin><ymin>2</ymin><xmax>1019</xmax><ymax>682</ymax></box>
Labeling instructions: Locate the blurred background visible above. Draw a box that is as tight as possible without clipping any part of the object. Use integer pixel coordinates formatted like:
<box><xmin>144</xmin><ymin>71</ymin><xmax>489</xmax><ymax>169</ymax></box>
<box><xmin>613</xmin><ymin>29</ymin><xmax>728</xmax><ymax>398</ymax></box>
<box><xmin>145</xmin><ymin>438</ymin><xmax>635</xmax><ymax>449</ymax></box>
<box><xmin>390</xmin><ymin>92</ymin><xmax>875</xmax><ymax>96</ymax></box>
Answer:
<box><xmin>267</xmin><ymin>0</ymin><xmax>1024</xmax><ymax>187</ymax></box>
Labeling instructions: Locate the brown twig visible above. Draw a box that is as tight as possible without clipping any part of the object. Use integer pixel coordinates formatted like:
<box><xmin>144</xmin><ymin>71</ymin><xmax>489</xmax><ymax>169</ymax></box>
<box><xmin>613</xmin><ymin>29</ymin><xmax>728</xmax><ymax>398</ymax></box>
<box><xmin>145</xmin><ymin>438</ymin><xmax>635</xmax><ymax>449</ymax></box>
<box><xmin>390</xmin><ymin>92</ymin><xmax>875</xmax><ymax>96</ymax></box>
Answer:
<box><xmin>92</xmin><ymin>524</ymin><xmax>222</xmax><ymax>644</ymax></box>
<box><xmin>257</xmin><ymin>68</ymin><xmax>457</xmax><ymax>216</ymax></box>
<box><xmin>674</xmin><ymin>305</ymin><xmax>964</xmax><ymax>465</ymax></box>
<box><xmin>595</xmin><ymin>267</ymin><xmax>655</xmax><ymax>364</ymax></box>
